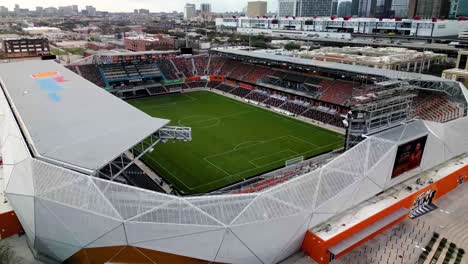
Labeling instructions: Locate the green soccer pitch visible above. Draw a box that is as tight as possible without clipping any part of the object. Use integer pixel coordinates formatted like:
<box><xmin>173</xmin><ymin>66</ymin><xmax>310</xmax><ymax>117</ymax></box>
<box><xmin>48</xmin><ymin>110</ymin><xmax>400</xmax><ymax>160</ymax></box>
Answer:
<box><xmin>128</xmin><ymin>91</ymin><xmax>344</xmax><ymax>194</ymax></box>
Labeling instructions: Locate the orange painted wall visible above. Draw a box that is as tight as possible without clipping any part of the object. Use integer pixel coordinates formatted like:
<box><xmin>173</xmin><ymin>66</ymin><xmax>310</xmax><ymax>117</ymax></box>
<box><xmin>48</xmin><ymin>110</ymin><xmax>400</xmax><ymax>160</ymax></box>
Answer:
<box><xmin>65</xmin><ymin>246</ymin><xmax>217</xmax><ymax>264</ymax></box>
<box><xmin>209</xmin><ymin>75</ymin><xmax>225</xmax><ymax>82</ymax></box>
<box><xmin>0</xmin><ymin>210</ymin><xmax>24</xmax><ymax>239</ymax></box>
<box><xmin>302</xmin><ymin>165</ymin><xmax>468</xmax><ymax>264</ymax></box>
<box><xmin>185</xmin><ymin>76</ymin><xmax>201</xmax><ymax>82</ymax></box>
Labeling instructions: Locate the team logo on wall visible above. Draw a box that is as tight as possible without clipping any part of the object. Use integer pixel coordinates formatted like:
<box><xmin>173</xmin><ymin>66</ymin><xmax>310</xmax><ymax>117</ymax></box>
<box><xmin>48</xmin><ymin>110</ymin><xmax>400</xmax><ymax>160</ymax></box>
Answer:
<box><xmin>409</xmin><ymin>189</ymin><xmax>437</xmax><ymax>219</ymax></box>
<box><xmin>31</xmin><ymin>71</ymin><xmax>68</xmax><ymax>102</ymax></box>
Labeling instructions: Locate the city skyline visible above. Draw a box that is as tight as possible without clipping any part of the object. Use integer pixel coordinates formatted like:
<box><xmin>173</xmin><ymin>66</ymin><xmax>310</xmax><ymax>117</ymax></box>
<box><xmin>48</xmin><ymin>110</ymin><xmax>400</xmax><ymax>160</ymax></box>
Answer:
<box><xmin>0</xmin><ymin>0</ymin><xmax>278</xmax><ymax>13</ymax></box>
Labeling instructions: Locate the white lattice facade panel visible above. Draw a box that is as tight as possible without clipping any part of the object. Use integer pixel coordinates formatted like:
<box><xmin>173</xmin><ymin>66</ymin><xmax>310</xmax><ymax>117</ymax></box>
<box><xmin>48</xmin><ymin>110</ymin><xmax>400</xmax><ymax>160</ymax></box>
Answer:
<box><xmin>92</xmin><ymin>178</ymin><xmax>174</xmax><ymax>220</ymax></box>
<box><xmin>375</xmin><ymin>125</ymin><xmax>406</xmax><ymax>142</ymax></box>
<box><xmin>325</xmin><ymin>140</ymin><xmax>369</xmax><ymax>174</ymax></box>
<box><xmin>272</xmin><ymin>218</ymin><xmax>311</xmax><ymax>263</ymax></box>
<box><xmin>36</xmin><ymin>198</ymin><xmax>123</xmax><ymax>247</ymax></box>
<box><xmin>420</xmin><ymin>132</ymin><xmax>448</xmax><ymax>172</ymax></box>
<box><xmin>442</xmin><ymin>117</ymin><xmax>468</xmax><ymax>157</ymax></box>
<box><xmin>231</xmin><ymin>212</ymin><xmax>311</xmax><ymax>264</ymax></box>
<box><xmin>366</xmin><ymin>148</ymin><xmax>397</xmax><ymax>188</ymax></box>
<box><xmin>7</xmin><ymin>194</ymin><xmax>35</xmax><ymax>245</ymax></box>
<box><xmin>397</xmin><ymin>121</ymin><xmax>428</xmax><ymax>143</ymax></box>
<box><xmin>5</xmin><ymin>158</ymin><xmax>34</xmax><ymax>196</ymax></box>
<box><xmin>186</xmin><ymin>194</ymin><xmax>257</xmax><ymax>225</ymax></box>
<box><xmin>124</xmin><ymin>222</ymin><xmax>225</xmax><ymax>244</ymax></box>
<box><xmin>348</xmin><ymin>177</ymin><xmax>384</xmax><ymax>207</ymax></box>
<box><xmin>314</xmin><ymin>168</ymin><xmax>359</xmax><ymax>209</ymax></box>
<box><xmin>214</xmin><ymin>229</ymin><xmax>263</xmax><ymax>264</ymax></box>
<box><xmin>34</xmin><ymin>237</ymin><xmax>81</xmax><ymax>262</ymax></box>
<box><xmin>365</xmin><ymin>138</ymin><xmax>395</xmax><ymax>172</ymax></box>
<box><xmin>231</xmin><ymin>195</ymin><xmax>302</xmax><ymax>226</ymax></box>
<box><xmin>314</xmin><ymin>179</ymin><xmax>361</xmax><ymax>214</ymax></box>
<box><xmin>85</xmin><ymin>224</ymin><xmax>128</xmax><ymax>248</ymax></box>
<box><xmin>266</xmin><ymin>169</ymin><xmax>320</xmax><ymax>211</ymax></box>
<box><xmin>34</xmin><ymin>199</ymin><xmax>82</xmax><ymax>247</ymax></box>
<box><xmin>32</xmin><ymin>161</ymin><xmax>121</xmax><ymax>220</ymax></box>
<box><xmin>130</xmin><ymin>199</ymin><xmax>223</xmax><ymax>226</ymax></box>
<box><xmin>2</xmin><ymin>135</ymin><xmax>29</xmax><ymax>166</ymax></box>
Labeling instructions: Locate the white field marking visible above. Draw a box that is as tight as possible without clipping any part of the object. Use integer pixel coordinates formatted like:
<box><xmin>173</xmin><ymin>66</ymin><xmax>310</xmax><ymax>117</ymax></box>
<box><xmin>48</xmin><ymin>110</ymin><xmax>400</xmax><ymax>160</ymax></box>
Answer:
<box><xmin>249</xmin><ymin>149</ymin><xmax>298</xmax><ymax>167</ymax></box>
<box><xmin>144</xmin><ymin>155</ymin><xmax>194</xmax><ymax>190</ymax></box>
<box><xmin>233</xmin><ymin>141</ymin><xmax>263</xmax><ymax>150</ymax></box>
<box><xmin>178</xmin><ymin>109</ymin><xmax>254</xmax><ymax>127</ymax></box>
<box><xmin>288</xmin><ymin>135</ymin><xmax>320</xmax><ymax>148</ymax></box>
<box><xmin>203</xmin><ymin>135</ymin><xmax>289</xmax><ymax>161</ymax></box>
<box><xmin>206</xmin><ymin>91</ymin><xmax>341</xmax><ymax>138</ymax></box>
<box><xmin>193</xmin><ymin>138</ymin><xmax>342</xmax><ymax>190</ymax></box>
<box><xmin>203</xmin><ymin>157</ymin><xmax>232</xmax><ymax>176</ymax></box>
<box><xmin>177</xmin><ymin>115</ymin><xmax>221</xmax><ymax>128</ymax></box>
<box><xmin>135</xmin><ymin>94</ymin><xmax>197</xmax><ymax>110</ymax></box>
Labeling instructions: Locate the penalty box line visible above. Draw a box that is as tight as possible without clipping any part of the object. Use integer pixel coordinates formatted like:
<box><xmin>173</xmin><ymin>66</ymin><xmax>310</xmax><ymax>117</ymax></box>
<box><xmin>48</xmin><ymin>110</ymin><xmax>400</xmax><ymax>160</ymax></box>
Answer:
<box><xmin>248</xmin><ymin>149</ymin><xmax>298</xmax><ymax>168</ymax></box>
<box><xmin>194</xmin><ymin>138</ymin><xmax>342</xmax><ymax>191</ymax></box>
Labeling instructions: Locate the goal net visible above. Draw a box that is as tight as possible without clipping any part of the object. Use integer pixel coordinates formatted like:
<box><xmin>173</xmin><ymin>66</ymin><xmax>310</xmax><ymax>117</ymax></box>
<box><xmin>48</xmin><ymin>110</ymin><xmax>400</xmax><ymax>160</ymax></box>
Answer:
<box><xmin>285</xmin><ymin>156</ymin><xmax>304</xmax><ymax>167</ymax></box>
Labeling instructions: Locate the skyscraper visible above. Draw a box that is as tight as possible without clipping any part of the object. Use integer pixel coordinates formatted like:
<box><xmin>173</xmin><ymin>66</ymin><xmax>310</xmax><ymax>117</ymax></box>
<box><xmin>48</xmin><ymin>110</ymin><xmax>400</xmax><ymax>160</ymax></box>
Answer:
<box><xmin>297</xmin><ymin>0</ymin><xmax>333</xmax><ymax>16</ymax></box>
<box><xmin>374</xmin><ymin>0</ymin><xmax>392</xmax><ymax>17</ymax></box>
<box><xmin>411</xmin><ymin>0</ymin><xmax>451</xmax><ymax>18</ymax></box>
<box><xmin>200</xmin><ymin>3</ymin><xmax>211</xmax><ymax>14</ymax></box>
<box><xmin>278</xmin><ymin>0</ymin><xmax>298</xmax><ymax>17</ymax></box>
<box><xmin>391</xmin><ymin>0</ymin><xmax>409</xmax><ymax>17</ymax></box>
<box><xmin>85</xmin><ymin>5</ymin><xmax>97</xmax><ymax>16</ymax></box>
<box><xmin>357</xmin><ymin>0</ymin><xmax>375</xmax><ymax>17</ymax></box>
<box><xmin>450</xmin><ymin>0</ymin><xmax>468</xmax><ymax>18</ymax></box>
<box><xmin>351</xmin><ymin>0</ymin><xmax>360</xmax><ymax>16</ymax></box>
<box><xmin>247</xmin><ymin>1</ymin><xmax>268</xmax><ymax>17</ymax></box>
<box><xmin>338</xmin><ymin>1</ymin><xmax>353</xmax><ymax>16</ymax></box>
<box><xmin>332</xmin><ymin>0</ymin><xmax>339</xmax><ymax>15</ymax></box>
<box><xmin>357</xmin><ymin>0</ymin><xmax>393</xmax><ymax>17</ymax></box>
<box><xmin>184</xmin><ymin>3</ymin><xmax>196</xmax><ymax>20</ymax></box>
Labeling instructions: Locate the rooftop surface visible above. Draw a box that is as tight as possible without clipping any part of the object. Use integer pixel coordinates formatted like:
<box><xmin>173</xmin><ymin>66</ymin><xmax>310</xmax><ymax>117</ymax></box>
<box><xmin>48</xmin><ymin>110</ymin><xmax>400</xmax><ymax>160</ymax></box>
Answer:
<box><xmin>0</xmin><ymin>60</ymin><xmax>169</xmax><ymax>173</ymax></box>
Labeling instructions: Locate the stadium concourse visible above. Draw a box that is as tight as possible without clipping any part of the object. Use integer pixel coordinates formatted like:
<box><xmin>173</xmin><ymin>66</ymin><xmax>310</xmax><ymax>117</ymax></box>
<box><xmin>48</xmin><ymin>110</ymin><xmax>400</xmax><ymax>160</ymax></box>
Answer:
<box><xmin>0</xmin><ymin>47</ymin><xmax>468</xmax><ymax>264</ymax></box>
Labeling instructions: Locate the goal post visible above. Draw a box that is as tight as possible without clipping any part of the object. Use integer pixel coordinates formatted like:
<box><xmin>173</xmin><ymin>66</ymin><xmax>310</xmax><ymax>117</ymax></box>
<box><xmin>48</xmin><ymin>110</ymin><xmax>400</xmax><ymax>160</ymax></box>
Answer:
<box><xmin>285</xmin><ymin>156</ymin><xmax>304</xmax><ymax>167</ymax></box>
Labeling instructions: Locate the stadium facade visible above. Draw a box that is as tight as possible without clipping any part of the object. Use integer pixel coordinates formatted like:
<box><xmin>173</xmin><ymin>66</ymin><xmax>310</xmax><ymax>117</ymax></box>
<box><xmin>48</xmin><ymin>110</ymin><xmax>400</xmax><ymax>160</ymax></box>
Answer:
<box><xmin>1</xmin><ymin>53</ymin><xmax>468</xmax><ymax>264</ymax></box>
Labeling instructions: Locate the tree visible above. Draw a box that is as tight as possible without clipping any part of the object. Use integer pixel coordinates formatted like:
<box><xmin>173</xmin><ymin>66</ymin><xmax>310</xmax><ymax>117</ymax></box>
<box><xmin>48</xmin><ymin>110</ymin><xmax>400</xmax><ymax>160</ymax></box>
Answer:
<box><xmin>284</xmin><ymin>42</ymin><xmax>301</xmax><ymax>51</ymax></box>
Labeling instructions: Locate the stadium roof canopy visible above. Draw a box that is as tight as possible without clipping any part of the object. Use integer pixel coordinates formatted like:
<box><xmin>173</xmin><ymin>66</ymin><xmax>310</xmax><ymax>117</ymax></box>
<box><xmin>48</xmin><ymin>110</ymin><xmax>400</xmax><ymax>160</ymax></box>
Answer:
<box><xmin>212</xmin><ymin>48</ymin><xmax>451</xmax><ymax>83</ymax></box>
<box><xmin>97</xmin><ymin>49</ymin><xmax>178</xmax><ymax>57</ymax></box>
<box><xmin>0</xmin><ymin>60</ymin><xmax>169</xmax><ymax>173</ymax></box>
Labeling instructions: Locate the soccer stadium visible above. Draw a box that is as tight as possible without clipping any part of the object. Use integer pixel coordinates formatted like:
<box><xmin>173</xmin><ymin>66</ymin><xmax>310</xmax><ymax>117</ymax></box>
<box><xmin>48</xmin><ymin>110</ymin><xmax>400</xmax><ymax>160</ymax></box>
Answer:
<box><xmin>1</xmin><ymin>47</ymin><xmax>468</xmax><ymax>264</ymax></box>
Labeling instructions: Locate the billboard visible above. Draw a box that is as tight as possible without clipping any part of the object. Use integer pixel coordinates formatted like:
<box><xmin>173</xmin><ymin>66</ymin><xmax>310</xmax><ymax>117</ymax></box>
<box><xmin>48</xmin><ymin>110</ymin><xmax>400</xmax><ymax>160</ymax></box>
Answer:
<box><xmin>392</xmin><ymin>135</ymin><xmax>428</xmax><ymax>178</ymax></box>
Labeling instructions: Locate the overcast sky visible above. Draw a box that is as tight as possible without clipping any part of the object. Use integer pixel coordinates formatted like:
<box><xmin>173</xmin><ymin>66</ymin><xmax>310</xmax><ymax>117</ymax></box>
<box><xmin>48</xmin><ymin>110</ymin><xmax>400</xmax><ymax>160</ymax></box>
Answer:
<box><xmin>0</xmin><ymin>0</ymin><xmax>279</xmax><ymax>13</ymax></box>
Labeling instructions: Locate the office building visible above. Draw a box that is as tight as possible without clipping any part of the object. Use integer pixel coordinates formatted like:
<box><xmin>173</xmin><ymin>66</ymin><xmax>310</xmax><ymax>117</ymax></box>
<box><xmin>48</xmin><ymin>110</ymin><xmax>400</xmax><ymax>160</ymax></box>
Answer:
<box><xmin>0</xmin><ymin>6</ymin><xmax>8</xmax><ymax>16</ymax></box>
<box><xmin>298</xmin><ymin>0</ymin><xmax>333</xmax><ymax>16</ymax></box>
<box><xmin>351</xmin><ymin>0</ymin><xmax>360</xmax><ymax>16</ymax></box>
<box><xmin>247</xmin><ymin>1</ymin><xmax>268</xmax><ymax>17</ymax></box>
<box><xmin>411</xmin><ymin>0</ymin><xmax>450</xmax><ymax>18</ymax></box>
<box><xmin>391</xmin><ymin>0</ymin><xmax>409</xmax><ymax>17</ymax></box>
<box><xmin>338</xmin><ymin>1</ymin><xmax>353</xmax><ymax>17</ymax></box>
<box><xmin>184</xmin><ymin>3</ymin><xmax>196</xmax><ymax>20</ymax></box>
<box><xmin>332</xmin><ymin>0</ymin><xmax>339</xmax><ymax>15</ymax></box>
<box><xmin>200</xmin><ymin>3</ymin><xmax>211</xmax><ymax>13</ymax></box>
<box><xmin>450</xmin><ymin>0</ymin><xmax>468</xmax><ymax>18</ymax></box>
<box><xmin>85</xmin><ymin>6</ymin><xmax>97</xmax><ymax>16</ymax></box>
<box><xmin>278</xmin><ymin>0</ymin><xmax>298</xmax><ymax>17</ymax></box>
